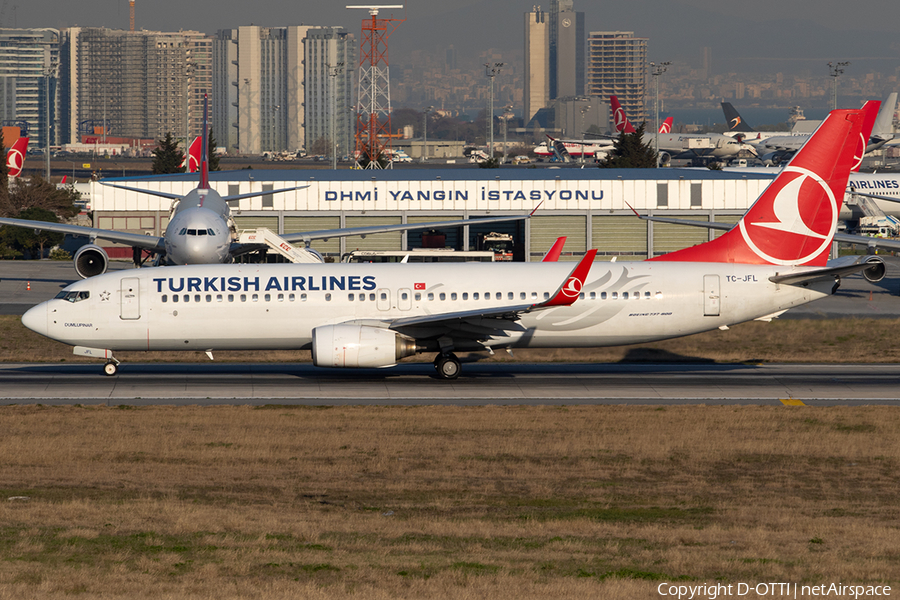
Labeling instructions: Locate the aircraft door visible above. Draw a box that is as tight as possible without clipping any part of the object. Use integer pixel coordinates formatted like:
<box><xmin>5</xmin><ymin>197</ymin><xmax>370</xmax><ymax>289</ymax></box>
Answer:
<box><xmin>703</xmin><ymin>274</ymin><xmax>720</xmax><ymax>317</ymax></box>
<box><xmin>376</xmin><ymin>288</ymin><xmax>391</xmax><ymax>311</ymax></box>
<box><xmin>398</xmin><ymin>288</ymin><xmax>412</xmax><ymax>311</ymax></box>
<box><xmin>120</xmin><ymin>277</ymin><xmax>141</xmax><ymax>320</ymax></box>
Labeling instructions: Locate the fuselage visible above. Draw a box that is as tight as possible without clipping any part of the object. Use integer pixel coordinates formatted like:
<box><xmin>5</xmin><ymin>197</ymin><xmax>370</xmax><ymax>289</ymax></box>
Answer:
<box><xmin>23</xmin><ymin>261</ymin><xmax>832</xmax><ymax>354</ymax></box>
<box><xmin>163</xmin><ymin>188</ymin><xmax>233</xmax><ymax>265</ymax></box>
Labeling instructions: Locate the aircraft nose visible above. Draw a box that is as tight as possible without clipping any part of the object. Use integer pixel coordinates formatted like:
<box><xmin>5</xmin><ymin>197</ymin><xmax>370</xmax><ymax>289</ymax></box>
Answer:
<box><xmin>22</xmin><ymin>302</ymin><xmax>48</xmax><ymax>336</ymax></box>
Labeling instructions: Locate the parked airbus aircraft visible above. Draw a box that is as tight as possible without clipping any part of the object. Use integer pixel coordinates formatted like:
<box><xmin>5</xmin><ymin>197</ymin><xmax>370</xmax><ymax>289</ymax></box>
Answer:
<box><xmin>0</xmin><ymin>98</ymin><xmax>529</xmax><ymax>277</ymax></box>
<box><xmin>610</xmin><ymin>95</ymin><xmax>745</xmax><ymax>163</ymax></box>
<box><xmin>22</xmin><ymin>108</ymin><xmax>882</xmax><ymax>379</ymax></box>
<box><xmin>6</xmin><ymin>136</ymin><xmax>28</xmax><ymax>178</ymax></box>
<box><xmin>742</xmin><ymin>93</ymin><xmax>896</xmax><ymax>165</ymax></box>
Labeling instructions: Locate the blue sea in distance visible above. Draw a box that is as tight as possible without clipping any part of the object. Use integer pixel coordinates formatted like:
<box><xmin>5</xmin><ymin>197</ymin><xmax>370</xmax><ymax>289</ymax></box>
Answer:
<box><xmin>664</xmin><ymin>107</ymin><xmax>831</xmax><ymax>128</ymax></box>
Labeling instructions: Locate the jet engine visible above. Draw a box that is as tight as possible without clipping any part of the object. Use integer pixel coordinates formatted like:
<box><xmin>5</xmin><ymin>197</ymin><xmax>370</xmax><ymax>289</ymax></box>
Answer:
<box><xmin>311</xmin><ymin>324</ymin><xmax>418</xmax><ymax>368</ymax></box>
<box><xmin>658</xmin><ymin>151</ymin><xmax>671</xmax><ymax>165</ymax></box>
<box><xmin>862</xmin><ymin>255</ymin><xmax>886</xmax><ymax>283</ymax></box>
<box><xmin>73</xmin><ymin>244</ymin><xmax>109</xmax><ymax>278</ymax></box>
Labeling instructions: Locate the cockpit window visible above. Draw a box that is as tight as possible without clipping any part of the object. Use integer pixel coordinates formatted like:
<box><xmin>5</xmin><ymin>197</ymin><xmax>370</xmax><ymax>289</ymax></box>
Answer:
<box><xmin>179</xmin><ymin>228</ymin><xmax>187</xmax><ymax>235</ymax></box>
<box><xmin>55</xmin><ymin>290</ymin><xmax>90</xmax><ymax>303</ymax></box>
<box><xmin>197</xmin><ymin>229</ymin><xmax>207</xmax><ymax>236</ymax></box>
<box><xmin>207</xmin><ymin>228</ymin><xmax>215</xmax><ymax>235</ymax></box>
<box><xmin>187</xmin><ymin>229</ymin><xmax>197</xmax><ymax>235</ymax></box>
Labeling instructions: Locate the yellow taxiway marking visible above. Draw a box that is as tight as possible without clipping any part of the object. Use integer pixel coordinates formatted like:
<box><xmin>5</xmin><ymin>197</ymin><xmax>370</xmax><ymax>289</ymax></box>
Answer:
<box><xmin>780</xmin><ymin>398</ymin><xmax>806</xmax><ymax>406</ymax></box>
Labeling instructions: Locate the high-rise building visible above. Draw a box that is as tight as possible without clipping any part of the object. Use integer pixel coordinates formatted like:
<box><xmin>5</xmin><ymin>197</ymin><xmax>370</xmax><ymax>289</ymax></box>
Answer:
<box><xmin>304</xmin><ymin>27</ymin><xmax>356</xmax><ymax>160</ymax></box>
<box><xmin>525</xmin><ymin>1</ymin><xmax>584</xmax><ymax>125</ymax></box>
<box><xmin>524</xmin><ymin>7</ymin><xmax>549</xmax><ymax>124</ymax></box>
<box><xmin>550</xmin><ymin>0</ymin><xmax>584</xmax><ymax>99</ymax></box>
<box><xmin>586</xmin><ymin>31</ymin><xmax>647</xmax><ymax>127</ymax></box>
<box><xmin>0</xmin><ymin>28</ymin><xmax>60</xmax><ymax>150</ymax></box>
<box><xmin>60</xmin><ymin>27</ymin><xmax>211</xmax><ymax>148</ymax></box>
<box><xmin>212</xmin><ymin>26</ymin><xmax>308</xmax><ymax>156</ymax></box>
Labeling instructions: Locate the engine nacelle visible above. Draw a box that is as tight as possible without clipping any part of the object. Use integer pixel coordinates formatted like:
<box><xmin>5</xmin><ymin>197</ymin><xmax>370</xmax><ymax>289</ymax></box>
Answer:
<box><xmin>311</xmin><ymin>324</ymin><xmax>417</xmax><ymax>368</ymax></box>
<box><xmin>73</xmin><ymin>244</ymin><xmax>109</xmax><ymax>279</ymax></box>
<box><xmin>658</xmin><ymin>151</ymin><xmax>671</xmax><ymax>165</ymax></box>
<box><xmin>863</xmin><ymin>255</ymin><xmax>886</xmax><ymax>283</ymax></box>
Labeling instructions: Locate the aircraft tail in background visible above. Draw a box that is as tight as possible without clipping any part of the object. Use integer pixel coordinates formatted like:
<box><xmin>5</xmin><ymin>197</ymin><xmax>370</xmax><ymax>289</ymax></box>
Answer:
<box><xmin>721</xmin><ymin>102</ymin><xmax>754</xmax><ymax>132</ymax></box>
<box><xmin>6</xmin><ymin>136</ymin><xmax>28</xmax><ymax>178</ymax></box>
<box><xmin>610</xmin><ymin>96</ymin><xmax>635</xmax><ymax>134</ymax></box>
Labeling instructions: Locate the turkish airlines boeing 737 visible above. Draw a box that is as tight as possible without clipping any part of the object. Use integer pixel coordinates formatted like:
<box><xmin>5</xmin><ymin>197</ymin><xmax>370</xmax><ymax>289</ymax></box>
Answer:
<box><xmin>23</xmin><ymin>108</ymin><xmax>879</xmax><ymax>379</ymax></box>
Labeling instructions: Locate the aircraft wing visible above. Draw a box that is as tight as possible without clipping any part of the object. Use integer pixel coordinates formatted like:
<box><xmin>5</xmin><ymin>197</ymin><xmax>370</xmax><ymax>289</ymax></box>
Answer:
<box><xmin>99</xmin><ymin>181</ymin><xmax>184</xmax><ymax>201</ymax></box>
<box><xmin>0</xmin><ymin>217</ymin><xmax>167</xmax><ymax>253</ymax></box>
<box><xmin>629</xmin><ymin>212</ymin><xmax>900</xmax><ymax>251</ymax></box>
<box><xmin>279</xmin><ymin>214</ymin><xmax>532</xmax><ymax>245</ymax></box>
<box><xmin>847</xmin><ymin>189</ymin><xmax>900</xmax><ymax>204</ymax></box>
<box><xmin>387</xmin><ymin>250</ymin><xmax>597</xmax><ymax>340</ymax></box>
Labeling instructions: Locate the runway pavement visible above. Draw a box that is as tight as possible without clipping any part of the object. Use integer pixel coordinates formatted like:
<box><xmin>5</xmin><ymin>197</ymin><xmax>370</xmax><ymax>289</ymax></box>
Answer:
<box><xmin>1</xmin><ymin>362</ymin><xmax>899</xmax><ymax>406</ymax></box>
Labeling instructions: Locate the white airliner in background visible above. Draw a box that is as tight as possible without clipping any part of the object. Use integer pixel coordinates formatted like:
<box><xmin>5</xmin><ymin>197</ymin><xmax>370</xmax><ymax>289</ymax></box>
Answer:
<box><xmin>23</xmin><ymin>108</ymin><xmax>881</xmax><ymax>379</ymax></box>
<box><xmin>0</xmin><ymin>97</ymin><xmax>529</xmax><ymax>277</ymax></box>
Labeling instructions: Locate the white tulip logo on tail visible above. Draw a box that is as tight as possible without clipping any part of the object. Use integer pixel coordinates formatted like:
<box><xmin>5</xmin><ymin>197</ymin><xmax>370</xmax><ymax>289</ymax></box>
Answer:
<box><xmin>739</xmin><ymin>166</ymin><xmax>837</xmax><ymax>266</ymax></box>
<box><xmin>614</xmin><ymin>108</ymin><xmax>627</xmax><ymax>132</ymax></box>
<box><xmin>561</xmin><ymin>276</ymin><xmax>583</xmax><ymax>299</ymax></box>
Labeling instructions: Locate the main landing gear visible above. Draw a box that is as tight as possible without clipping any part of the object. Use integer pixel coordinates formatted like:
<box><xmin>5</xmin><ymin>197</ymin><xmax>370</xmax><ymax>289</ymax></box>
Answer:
<box><xmin>433</xmin><ymin>353</ymin><xmax>461</xmax><ymax>380</ymax></box>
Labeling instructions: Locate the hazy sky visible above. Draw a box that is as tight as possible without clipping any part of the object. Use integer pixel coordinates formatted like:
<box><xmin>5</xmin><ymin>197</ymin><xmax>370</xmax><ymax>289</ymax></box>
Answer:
<box><xmin>18</xmin><ymin>0</ymin><xmax>900</xmax><ymax>75</ymax></box>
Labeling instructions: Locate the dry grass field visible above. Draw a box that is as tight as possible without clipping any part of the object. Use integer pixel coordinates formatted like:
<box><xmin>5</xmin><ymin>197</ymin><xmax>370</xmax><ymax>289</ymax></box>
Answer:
<box><xmin>0</xmin><ymin>405</ymin><xmax>898</xmax><ymax>599</ymax></box>
<box><xmin>4</xmin><ymin>314</ymin><xmax>900</xmax><ymax>364</ymax></box>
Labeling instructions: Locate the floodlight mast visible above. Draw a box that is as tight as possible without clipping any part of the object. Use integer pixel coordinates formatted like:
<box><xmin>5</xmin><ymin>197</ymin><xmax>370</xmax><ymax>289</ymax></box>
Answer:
<box><xmin>346</xmin><ymin>5</ymin><xmax>405</xmax><ymax>169</ymax></box>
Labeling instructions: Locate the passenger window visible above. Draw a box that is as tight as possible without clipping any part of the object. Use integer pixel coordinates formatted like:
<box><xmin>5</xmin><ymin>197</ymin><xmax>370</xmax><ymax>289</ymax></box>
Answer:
<box><xmin>579</xmin><ymin>292</ymin><xmax>585</xmax><ymax>299</ymax></box>
<box><xmin>301</xmin><ymin>293</ymin><xmax>308</xmax><ymax>301</ymax></box>
<box><xmin>216</xmin><ymin>294</ymin><xmax>223</xmax><ymax>302</ymax></box>
<box><xmin>264</xmin><ymin>294</ymin><xmax>271</xmax><ymax>302</ymax></box>
<box><xmin>401</xmin><ymin>292</ymin><xmax>408</xmax><ymax>300</ymax></box>
<box><xmin>206</xmin><ymin>294</ymin><xmax>212</xmax><ymax>302</ymax></box>
<box><xmin>325</xmin><ymin>293</ymin><xmax>332</xmax><ymax>301</ymax></box>
<box><xmin>590</xmin><ymin>292</ymin><xmax>596</xmax><ymax>300</ymax></box>
<box><xmin>601</xmin><ymin>292</ymin><xmax>607</xmax><ymax>300</ymax></box>
<box><xmin>172</xmin><ymin>295</ymin><xmax>179</xmax><ymax>303</ymax></box>
<box><xmin>241</xmin><ymin>294</ymin><xmax>247</xmax><ymax>302</ymax></box>
<box><xmin>531</xmin><ymin>292</ymin><xmax>537</xmax><ymax>300</ymax></box>
<box><xmin>495</xmin><ymin>292</ymin><xmax>502</xmax><ymax>300</ymax></box>
<box><xmin>162</xmin><ymin>295</ymin><xmax>168</xmax><ymax>303</ymax></box>
<box><xmin>473</xmin><ymin>292</ymin><xmax>480</xmax><ymax>300</ymax></box>
<box><xmin>450</xmin><ymin>292</ymin><xmax>457</xmax><ymax>301</ymax></box>
<box><xmin>427</xmin><ymin>293</ymin><xmax>434</xmax><ymax>301</ymax></box>
<box><xmin>288</xmin><ymin>293</ymin><xmax>295</xmax><ymax>302</ymax></box>
<box><xmin>415</xmin><ymin>293</ymin><xmax>421</xmax><ymax>301</ymax></box>
<box><xmin>520</xmin><ymin>292</ymin><xmax>526</xmax><ymax>300</ymax></box>
<box><xmin>655</xmin><ymin>291</ymin><xmax>663</xmax><ymax>299</ymax></box>
<box><xmin>644</xmin><ymin>291</ymin><xmax>651</xmax><ymax>299</ymax></box>
<box><xmin>195</xmin><ymin>294</ymin><xmax>201</xmax><ymax>303</ymax></box>
<box><xmin>439</xmin><ymin>293</ymin><xmax>446</xmax><ymax>301</ymax></box>
<box><xmin>251</xmin><ymin>294</ymin><xmax>258</xmax><ymax>302</ymax></box>
<box><xmin>623</xmin><ymin>292</ymin><xmax>629</xmax><ymax>300</ymax></box>
<box><xmin>543</xmin><ymin>292</ymin><xmax>550</xmax><ymax>300</ymax></box>
<box><xmin>183</xmin><ymin>294</ymin><xmax>189</xmax><ymax>302</ymax></box>
<box><xmin>228</xmin><ymin>294</ymin><xmax>234</xmax><ymax>302</ymax></box>
<box><xmin>462</xmin><ymin>292</ymin><xmax>468</xmax><ymax>300</ymax></box>
<box><xmin>612</xmin><ymin>292</ymin><xmax>618</xmax><ymax>300</ymax></box>
<box><xmin>348</xmin><ymin>293</ymin><xmax>355</xmax><ymax>301</ymax></box>
<box><xmin>380</xmin><ymin>292</ymin><xmax>387</xmax><ymax>301</ymax></box>
<box><xmin>507</xmin><ymin>292</ymin><xmax>513</xmax><ymax>300</ymax></box>
<box><xmin>359</xmin><ymin>294</ymin><xmax>365</xmax><ymax>301</ymax></box>
<box><xmin>369</xmin><ymin>293</ymin><xmax>375</xmax><ymax>301</ymax></box>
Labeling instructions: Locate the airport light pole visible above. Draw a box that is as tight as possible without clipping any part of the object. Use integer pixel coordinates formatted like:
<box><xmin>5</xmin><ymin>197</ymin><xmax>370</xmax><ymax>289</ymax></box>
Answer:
<box><xmin>828</xmin><ymin>61</ymin><xmax>850</xmax><ymax>111</ymax></box>
<box><xmin>422</xmin><ymin>105</ymin><xmax>433</xmax><ymax>162</ymax></box>
<box><xmin>502</xmin><ymin>105</ymin><xmax>513</xmax><ymax>164</ymax></box>
<box><xmin>329</xmin><ymin>63</ymin><xmax>344</xmax><ymax>169</ymax></box>
<box><xmin>579</xmin><ymin>104</ymin><xmax>590</xmax><ymax>165</ymax></box>
<box><xmin>651</xmin><ymin>61</ymin><xmax>670</xmax><ymax>168</ymax></box>
<box><xmin>484</xmin><ymin>62</ymin><xmax>503</xmax><ymax>159</ymax></box>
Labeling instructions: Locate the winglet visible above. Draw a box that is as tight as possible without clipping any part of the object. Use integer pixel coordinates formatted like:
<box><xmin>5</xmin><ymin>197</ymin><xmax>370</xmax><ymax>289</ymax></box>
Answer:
<box><xmin>199</xmin><ymin>94</ymin><xmax>210</xmax><ymax>189</ymax></box>
<box><xmin>530</xmin><ymin>200</ymin><xmax>545</xmax><ymax>216</ymax></box>
<box><xmin>542</xmin><ymin>236</ymin><xmax>567</xmax><ymax>262</ymax></box>
<box><xmin>537</xmin><ymin>249</ymin><xmax>597</xmax><ymax>308</ymax></box>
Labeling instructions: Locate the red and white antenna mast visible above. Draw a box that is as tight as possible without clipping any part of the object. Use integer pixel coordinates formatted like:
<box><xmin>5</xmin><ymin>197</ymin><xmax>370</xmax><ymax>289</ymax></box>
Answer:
<box><xmin>346</xmin><ymin>5</ymin><xmax>405</xmax><ymax>169</ymax></box>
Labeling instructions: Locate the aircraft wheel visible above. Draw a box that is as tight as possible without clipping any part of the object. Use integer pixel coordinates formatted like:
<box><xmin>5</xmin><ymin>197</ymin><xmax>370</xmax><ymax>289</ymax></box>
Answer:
<box><xmin>103</xmin><ymin>362</ymin><xmax>118</xmax><ymax>377</ymax></box>
<box><xmin>435</xmin><ymin>353</ymin><xmax>461</xmax><ymax>380</ymax></box>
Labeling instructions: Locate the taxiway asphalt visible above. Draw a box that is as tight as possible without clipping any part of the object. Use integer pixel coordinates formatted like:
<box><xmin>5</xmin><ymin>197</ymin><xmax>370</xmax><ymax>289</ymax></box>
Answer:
<box><xmin>1</xmin><ymin>362</ymin><xmax>899</xmax><ymax>406</ymax></box>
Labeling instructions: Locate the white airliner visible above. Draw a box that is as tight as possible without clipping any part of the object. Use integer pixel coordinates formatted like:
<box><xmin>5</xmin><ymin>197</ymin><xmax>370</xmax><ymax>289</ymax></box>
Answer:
<box><xmin>0</xmin><ymin>97</ymin><xmax>528</xmax><ymax>277</ymax></box>
<box><xmin>22</xmin><ymin>108</ymin><xmax>882</xmax><ymax>379</ymax></box>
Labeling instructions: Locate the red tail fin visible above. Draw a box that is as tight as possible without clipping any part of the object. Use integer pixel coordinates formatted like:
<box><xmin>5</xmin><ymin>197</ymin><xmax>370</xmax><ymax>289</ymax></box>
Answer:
<box><xmin>852</xmin><ymin>100</ymin><xmax>879</xmax><ymax>172</ymax></box>
<box><xmin>651</xmin><ymin>109</ymin><xmax>864</xmax><ymax>267</ymax></box>
<box><xmin>659</xmin><ymin>117</ymin><xmax>673</xmax><ymax>134</ymax></box>
<box><xmin>199</xmin><ymin>94</ymin><xmax>210</xmax><ymax>189</ymax></box>
<box><xmin>187</xmin><ymin>136</ymin><xmax>202</xmax><ymax>173</ymax></box>
<box><xmin>6</xmin><ymin>136</ymin><xmax>28</xmax><ymax>178</ymax></box>
<box><xmin>610</xmin><ymin>96</ymin><xmax>635</xmax><ymax>134</ymax></box>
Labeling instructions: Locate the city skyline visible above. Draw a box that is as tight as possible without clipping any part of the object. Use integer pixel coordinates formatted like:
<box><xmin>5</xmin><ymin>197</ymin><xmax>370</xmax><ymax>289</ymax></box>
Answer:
<box><xmin>18</xmin><ymin>0</ymin><xmax>900</xmax><ymax>78</ymax></box>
